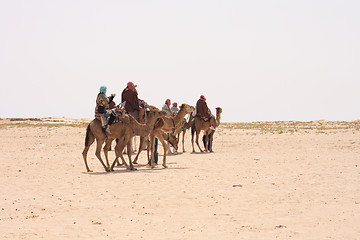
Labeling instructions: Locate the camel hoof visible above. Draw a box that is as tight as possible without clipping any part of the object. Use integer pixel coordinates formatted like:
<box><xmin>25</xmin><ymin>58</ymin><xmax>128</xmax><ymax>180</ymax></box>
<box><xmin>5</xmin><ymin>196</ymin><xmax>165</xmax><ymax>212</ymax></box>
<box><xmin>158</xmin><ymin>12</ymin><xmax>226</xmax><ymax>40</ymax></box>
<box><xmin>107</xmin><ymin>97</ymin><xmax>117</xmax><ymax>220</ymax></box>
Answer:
<box><xmin>163</xmin><ymin>164</ymin><xmax>168</xmax><ymax>168</ymax></box>
<box><xmin>132</xmin><ymin>161</ymin><xmax>138</xmax><ymax>164</ymax></box>
<box><xmin>87</xmin><ymin>169</ymin><xmax>93</xmax><ymax>172</ymax></box>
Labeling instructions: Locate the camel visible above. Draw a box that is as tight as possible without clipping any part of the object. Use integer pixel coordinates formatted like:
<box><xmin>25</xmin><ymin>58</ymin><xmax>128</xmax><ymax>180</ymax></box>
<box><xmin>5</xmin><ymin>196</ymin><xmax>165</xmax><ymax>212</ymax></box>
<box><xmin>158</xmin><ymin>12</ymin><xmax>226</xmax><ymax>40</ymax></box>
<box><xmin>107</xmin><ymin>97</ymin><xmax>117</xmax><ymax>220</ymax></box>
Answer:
<box><xmin>81</xmin><ymin>105</ymin><xmax>157</xmax><ymax>171</ymax></box>
<box><xmin>102</xmin><ymin>114</ymin><xmax>152</xmax><ymax>171</ymax></box>
<box><xmin>82</xmin><ymin>116</ymin><xmax>132</xmax><ymax>172</ymax></box>
<box><xmin>110</xmin><ymin>106</ymin><xmax>179</xmax><ymax>167</ymax></box>
<box><xmin>149</xmin><ymin>103</ymin><xmax>195</xmax><ymax>168</ymax></box>
<box><xmin>131</xmin><ymin>106</ymin><xmax>167</xmax><ymax>164</ymax></box>
<box><xmin>105</xmin><ymin>115</ymin><xmax>178</xmax><ymax>171</ymax></box>
<box><xmin>191</xmin><ymin>107</ymin><xmax>222</xmax><ymax>152</ymax></box>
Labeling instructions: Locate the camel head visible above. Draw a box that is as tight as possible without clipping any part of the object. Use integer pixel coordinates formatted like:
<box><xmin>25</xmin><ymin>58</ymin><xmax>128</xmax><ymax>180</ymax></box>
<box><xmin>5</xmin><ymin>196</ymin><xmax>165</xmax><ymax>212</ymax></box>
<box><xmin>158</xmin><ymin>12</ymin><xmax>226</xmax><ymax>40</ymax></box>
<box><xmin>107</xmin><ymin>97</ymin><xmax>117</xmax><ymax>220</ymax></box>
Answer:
<box><xmin>180</xmin><ymin>103</ymin><xmax>195</xmax><ymax>114</ymax></box>
<box><xmin>215</xmin><ymin>107</ymin><xmax>222</xmax><ymax>125</ymax></box>
<box><xmin>167</xmin><ymin>133</ymin><xmax>179</xmax><ymax>151</ymax></box>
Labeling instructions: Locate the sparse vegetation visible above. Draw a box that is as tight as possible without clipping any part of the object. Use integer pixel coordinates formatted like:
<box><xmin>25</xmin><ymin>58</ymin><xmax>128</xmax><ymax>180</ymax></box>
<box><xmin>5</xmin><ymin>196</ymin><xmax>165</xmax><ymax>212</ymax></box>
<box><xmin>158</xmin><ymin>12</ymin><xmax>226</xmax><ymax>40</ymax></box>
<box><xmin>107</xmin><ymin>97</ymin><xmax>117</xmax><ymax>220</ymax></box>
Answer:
<box><xmin>2</xmin><ymin>118</ymin><xmax>360</xmax><ymax>133</ymax></box>
<box><xmin>221</xmin><ymin>120</ymin><xmax>360</xmax><ymax>133</ymax></box>
<box><xmin>0</xmin><ymin>118</ymin><xmax>89</xmax><ymax>129</ymax></box>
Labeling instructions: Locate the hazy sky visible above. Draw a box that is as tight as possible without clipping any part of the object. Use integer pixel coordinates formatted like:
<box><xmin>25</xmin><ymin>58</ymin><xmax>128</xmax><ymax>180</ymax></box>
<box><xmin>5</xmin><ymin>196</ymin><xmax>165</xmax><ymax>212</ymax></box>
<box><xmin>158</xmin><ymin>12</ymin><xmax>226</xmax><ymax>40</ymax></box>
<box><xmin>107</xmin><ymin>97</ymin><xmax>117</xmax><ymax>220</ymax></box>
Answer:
<box><xmin>1</xmin><ymin>0</ymin><xmax>359</xmax><ymax>122</ymax></box>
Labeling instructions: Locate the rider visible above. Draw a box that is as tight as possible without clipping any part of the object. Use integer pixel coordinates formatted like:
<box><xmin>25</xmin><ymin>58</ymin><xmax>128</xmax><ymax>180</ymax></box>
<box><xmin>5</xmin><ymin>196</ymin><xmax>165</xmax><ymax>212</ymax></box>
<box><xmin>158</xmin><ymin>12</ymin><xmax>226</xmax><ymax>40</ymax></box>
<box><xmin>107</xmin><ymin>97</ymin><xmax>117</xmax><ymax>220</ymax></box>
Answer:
<box><xmin>95</xmin><ymin>85</ymin><xmax>116</xmax><ymax>134</ymax></box>
<box><xmin>121</xmin><ymin>81</ymin><xmax>144</xmax><ymax>123</ymax></box>
<box><xmin>195</xmin><ymin>95</ymin><xmax>215</xmax><ymax>131</ymax></box>
<box><xmin>170</xmin><ymin>102</ymin><xmax>179</xmax><ymax>116</ymax></box>
<box><xmin>162</xmin><ymin>99</ymin><xmax>173</xmax><ymax>116</ymax></box>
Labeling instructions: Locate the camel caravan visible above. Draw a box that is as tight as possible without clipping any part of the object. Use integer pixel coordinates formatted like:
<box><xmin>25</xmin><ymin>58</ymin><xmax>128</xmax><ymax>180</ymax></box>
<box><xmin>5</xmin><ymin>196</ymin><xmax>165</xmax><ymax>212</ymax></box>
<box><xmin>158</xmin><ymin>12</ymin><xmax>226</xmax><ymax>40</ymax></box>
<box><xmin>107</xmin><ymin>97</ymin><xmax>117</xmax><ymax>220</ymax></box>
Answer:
<box><xmin>82</xmin><ymin>82</ymin><xmax>222</xmax><ymax>172</ymax></box>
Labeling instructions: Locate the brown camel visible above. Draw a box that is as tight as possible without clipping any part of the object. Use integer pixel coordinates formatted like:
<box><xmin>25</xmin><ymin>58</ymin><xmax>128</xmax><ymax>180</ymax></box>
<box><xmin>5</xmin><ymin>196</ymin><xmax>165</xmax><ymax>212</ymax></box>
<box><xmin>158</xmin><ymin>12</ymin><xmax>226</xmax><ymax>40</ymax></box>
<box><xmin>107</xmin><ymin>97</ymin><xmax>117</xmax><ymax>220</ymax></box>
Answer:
<box><xmin>132</xmin><ymin>106</ymin><xmax>167</xmax><ymax>164</ymax></box>
<box><xmin>103</xmin><ymin>114</ymin><xmax>151</xmax><ymax>171</ymax></box>
<box><xmin>82</xmin><ymin>116</ymin><xmax>132</xmax><ymax>172</ymax></box>
<box><xmin>105</xmin><ymin>115</ymin><xmax>178</xmax><ymax>171</ymax></box>
<box><xmin>149</xmin><ymin>103</ymin><xmax>195</xmax><ymax>168</ymax></box>
<box><xmin>191</xmin><ymin>107</ymin><xmax>222</xmax><ymax>152</ymax></box>
<box><xmin>109</xmin><ymin>106</ymin><xmax>179</xmax><ymax>167</ymax></box>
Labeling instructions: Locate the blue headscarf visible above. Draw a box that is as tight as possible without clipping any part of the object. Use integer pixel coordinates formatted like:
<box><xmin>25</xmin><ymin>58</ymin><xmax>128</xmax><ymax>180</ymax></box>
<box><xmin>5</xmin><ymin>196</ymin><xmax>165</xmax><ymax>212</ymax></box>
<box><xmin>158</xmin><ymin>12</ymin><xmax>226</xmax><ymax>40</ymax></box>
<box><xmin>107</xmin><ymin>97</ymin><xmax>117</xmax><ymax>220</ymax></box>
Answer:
<box><xmin>100</xmin><ymin>85</ymin><xmax>107</xmax><ymax>94</ymax></box>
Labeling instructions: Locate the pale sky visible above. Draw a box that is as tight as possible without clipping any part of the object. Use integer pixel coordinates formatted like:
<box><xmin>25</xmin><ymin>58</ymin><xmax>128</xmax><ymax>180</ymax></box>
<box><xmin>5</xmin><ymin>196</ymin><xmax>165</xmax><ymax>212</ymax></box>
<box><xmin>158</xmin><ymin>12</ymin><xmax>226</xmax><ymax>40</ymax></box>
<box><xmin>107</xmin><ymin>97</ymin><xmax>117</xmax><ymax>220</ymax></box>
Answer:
<box><xmin>1</xmin><ymin>0</ymin><xmax>359</xmax><ymax>122</ymax></box>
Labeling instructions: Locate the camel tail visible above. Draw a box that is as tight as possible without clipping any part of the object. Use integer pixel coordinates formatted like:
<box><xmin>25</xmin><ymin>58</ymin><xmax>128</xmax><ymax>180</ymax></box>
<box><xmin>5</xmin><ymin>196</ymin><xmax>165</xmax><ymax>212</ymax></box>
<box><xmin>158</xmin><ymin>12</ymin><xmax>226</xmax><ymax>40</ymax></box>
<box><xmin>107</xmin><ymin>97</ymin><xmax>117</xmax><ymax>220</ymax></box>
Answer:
<box><xmin>85</xmin><ymin>124</ymin><xmax>94</xmax><ymax>147</ymax></box>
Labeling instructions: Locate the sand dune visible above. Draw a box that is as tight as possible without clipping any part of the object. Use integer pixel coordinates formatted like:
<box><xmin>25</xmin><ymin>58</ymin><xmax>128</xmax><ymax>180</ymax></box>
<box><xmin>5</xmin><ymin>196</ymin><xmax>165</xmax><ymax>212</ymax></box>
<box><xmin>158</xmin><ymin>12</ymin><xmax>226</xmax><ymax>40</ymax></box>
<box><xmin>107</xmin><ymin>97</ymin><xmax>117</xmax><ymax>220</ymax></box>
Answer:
<box><xmin>0</xmin><ymin>118</ymin><xmax>359</xmax><ymax>239</ymax></box>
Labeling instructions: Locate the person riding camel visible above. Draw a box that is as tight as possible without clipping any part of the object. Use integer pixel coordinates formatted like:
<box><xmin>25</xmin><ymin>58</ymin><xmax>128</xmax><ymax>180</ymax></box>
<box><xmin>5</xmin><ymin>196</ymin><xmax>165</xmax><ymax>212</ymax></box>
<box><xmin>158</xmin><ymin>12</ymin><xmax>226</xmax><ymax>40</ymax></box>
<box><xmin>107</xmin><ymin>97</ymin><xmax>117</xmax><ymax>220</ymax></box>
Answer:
<box><xmin>162</xmin><ymin>99</ymin><xmax>173</xmax><ymax>116</ymax></box>
<box><xmin>195</xmin><ymin>95</ymin><xmax>215</xmax><ymax>131</ymax></box>
<box><xmin>170</xmin><ymin>102</ymin><xmax>179</xmax><ymax>116</ymax></box>
<box><xmin>95</xmin><ymin>85</ymin><xmax>116</xmax><ymax>134</ymax></box>
<box><xmin>121</xmin><ymin>81</ymin><xmax>144</xmax><ymax>123</ymax></box>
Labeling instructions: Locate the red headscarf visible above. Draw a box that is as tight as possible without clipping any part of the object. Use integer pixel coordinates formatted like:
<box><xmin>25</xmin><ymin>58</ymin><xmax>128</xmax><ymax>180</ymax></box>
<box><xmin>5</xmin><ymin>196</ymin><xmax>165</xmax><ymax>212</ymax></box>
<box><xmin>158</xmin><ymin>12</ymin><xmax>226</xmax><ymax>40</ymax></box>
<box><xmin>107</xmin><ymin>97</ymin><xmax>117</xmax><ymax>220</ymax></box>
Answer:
<box><xmin>127</xmin><ymin>81</ymin><xmax>134</xmax><ymax>88</ymax></box>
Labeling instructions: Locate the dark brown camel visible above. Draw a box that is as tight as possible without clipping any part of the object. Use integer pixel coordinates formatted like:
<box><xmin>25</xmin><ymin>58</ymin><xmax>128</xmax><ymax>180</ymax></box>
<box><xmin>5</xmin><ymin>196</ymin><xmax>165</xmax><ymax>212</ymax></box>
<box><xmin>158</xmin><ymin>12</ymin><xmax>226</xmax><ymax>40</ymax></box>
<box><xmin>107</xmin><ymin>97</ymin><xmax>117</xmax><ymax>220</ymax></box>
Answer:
<box><xmin>191</xmin><ymin>107</ymin><xmax>222</xmax><ymax>152</ymax></box>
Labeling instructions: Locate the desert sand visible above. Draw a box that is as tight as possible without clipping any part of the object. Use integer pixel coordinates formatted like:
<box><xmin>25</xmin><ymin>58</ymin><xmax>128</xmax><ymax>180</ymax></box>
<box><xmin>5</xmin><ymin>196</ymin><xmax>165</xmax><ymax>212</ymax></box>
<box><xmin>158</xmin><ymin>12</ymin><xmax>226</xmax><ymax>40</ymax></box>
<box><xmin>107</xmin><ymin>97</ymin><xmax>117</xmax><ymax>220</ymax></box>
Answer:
<box><xmin>0</xmin><ymin>118</ymin><xmax>359</xmax><ymax>239</ymax></box>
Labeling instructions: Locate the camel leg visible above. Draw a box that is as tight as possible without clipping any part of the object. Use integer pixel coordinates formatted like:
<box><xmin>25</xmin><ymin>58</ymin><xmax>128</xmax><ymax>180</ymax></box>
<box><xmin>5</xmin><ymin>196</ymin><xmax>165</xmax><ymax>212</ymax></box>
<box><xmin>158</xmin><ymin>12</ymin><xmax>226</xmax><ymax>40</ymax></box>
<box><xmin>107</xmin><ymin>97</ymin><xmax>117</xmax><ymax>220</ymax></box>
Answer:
<box><xmin>150</xmin><ymin>133</ymin><xmax>156</xmax><ymax>168</ymax></box>
<box><xmin>133</xmin><ymin>136</ymin><xmax>145</xmax><ymax>164</ymax></box>
<box><xmin>182</xmin><ymin>130</ymin><xmax>186</xmax><ymax>152</ymax></box>
<box><xmin>191</xmin><ymin>129</ymin><xmax>196</xmax><ymax>152</ymax></box>
<box><xmin>146</xmin><ymin>136</ymin><xmax>151</xmax><ymax>164</ymax></box>
<box><xmin>209</xmin><ymin>132</ymin><xmax>214</xmax><ymax>152</ymax></box>
<box><xmin>103</xmin><ymin>139</ymin><xmax>113</xmax><ymax>169</ymax></box>
<box><xmin>126</xmin><ymin>141</ymin><xmax>137</xmax><ymax>171</ymax></box>
<box><xmin>82</xmin><ymin>124</ymin><xmax>96</xmax><ymax>172</ymax></box>
<box><xmin>195</xmin><ymin>131</ymin><xmax>203</xmax><ymax>152</ymax></box>
<box><xmin>113</xmin><ymin>138</ymin><xmax>123</xmax><ymax>166</ymax></box>
<box><xmin>111</xmin><ymin>138</ymin><xmax>129</xmax><ymax>171</ymax></box>
<box><xmin>82</xmin><ymin>145</ymin><xmax>92</xmax><ymax>172</ymax></box>
<box><xmin>113</xmin><ymin>147</ymin><xmax>125</xmax><ymax>167</ymax></box>
<box><xmin>203</xmin><ymin>133</ymin><xmax>209</xmax><ymax>152</ymax></box>
<box><xmin>117</xmin><ymin>137</ymin><xmax>129</xmax><ymax>167</ymax></box>
<box><xmin>95</xmin><ymin>139</ymin><xmax>110</xmax><ymax>172</ymax></box>
<box><xmin>156</xmin><ymin>132</ymin><xmax>168</xmax><ymax>168</ymax></box>
<box><xmin>82</xmin><ymin>139</ymin><xmax>95</xmax><ymax>172</ymax></box>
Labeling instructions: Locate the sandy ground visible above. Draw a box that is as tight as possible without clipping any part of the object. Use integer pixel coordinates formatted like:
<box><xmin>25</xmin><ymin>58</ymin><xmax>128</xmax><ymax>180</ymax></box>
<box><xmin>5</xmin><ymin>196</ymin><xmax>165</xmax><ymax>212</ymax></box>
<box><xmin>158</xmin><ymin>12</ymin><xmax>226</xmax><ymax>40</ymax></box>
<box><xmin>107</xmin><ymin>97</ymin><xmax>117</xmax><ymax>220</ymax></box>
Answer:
<box><xmin>0</xmin><ymin>118</ymin><xmax>360</xmax><ymax>239</ymax></box>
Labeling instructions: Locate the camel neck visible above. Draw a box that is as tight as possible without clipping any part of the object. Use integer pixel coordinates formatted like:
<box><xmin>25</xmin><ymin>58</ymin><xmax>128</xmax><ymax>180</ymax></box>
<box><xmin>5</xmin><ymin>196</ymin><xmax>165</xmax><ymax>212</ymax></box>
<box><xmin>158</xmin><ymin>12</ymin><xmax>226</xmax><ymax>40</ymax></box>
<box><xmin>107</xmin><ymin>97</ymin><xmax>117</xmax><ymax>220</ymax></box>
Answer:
<box><xmin>173</xmin><ymin>108</ymin><xmax>187</xmax><ymax>125</ymax></box>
